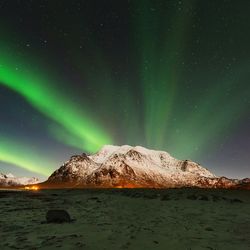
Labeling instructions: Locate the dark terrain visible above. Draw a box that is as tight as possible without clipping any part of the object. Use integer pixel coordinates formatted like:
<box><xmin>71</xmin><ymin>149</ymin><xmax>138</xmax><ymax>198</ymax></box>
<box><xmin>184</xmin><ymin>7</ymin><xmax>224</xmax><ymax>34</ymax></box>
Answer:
<box><xmin>0</xmin><ymin>188</ymin><xmax>250</xmax><ymax>250</ymax></box>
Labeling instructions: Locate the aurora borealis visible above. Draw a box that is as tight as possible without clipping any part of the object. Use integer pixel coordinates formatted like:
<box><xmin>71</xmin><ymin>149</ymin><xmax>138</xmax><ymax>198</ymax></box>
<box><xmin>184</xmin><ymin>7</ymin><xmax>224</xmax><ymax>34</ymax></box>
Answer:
<box><xmin>0</xmin><ymin>0</ymin><xmax>250</xmax><ymax>179</ymax></box>
<box><xmin>0</xmin><ymin>43</ymin><xmax>112</xmax><ymax>152</ymax></box>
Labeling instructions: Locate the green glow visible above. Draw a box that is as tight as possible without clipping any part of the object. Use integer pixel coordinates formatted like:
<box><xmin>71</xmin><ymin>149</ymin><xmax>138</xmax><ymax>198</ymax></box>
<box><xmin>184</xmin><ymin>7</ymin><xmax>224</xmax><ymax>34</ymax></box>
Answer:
<box><xmin>131</xmin><ymin>0</ymin><xmax>250</xmax><ymax>160</ymax></box>
<box><xmin>167</xmin><ymin>67</ymin><xmax>250</xmax><ymax>159</ymax></box>
<box><xmin>0</xmin><ymin>136</ymin><xmax>52</xmax><ymax>176</ymax></box>
<box><xmin>133</xmin><ymin>0</ymin><xmax>194</xmax><ymax>148</ymax></box>
<box><xmin>0</xmin><ymin>47</ymin><xmax>112</xmax><ymax>152</ymax></box>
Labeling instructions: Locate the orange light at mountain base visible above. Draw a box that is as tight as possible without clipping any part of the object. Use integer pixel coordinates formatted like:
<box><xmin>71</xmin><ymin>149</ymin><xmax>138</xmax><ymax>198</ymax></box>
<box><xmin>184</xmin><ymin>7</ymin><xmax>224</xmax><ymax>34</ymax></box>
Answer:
<box><xmin>24</xmin><ymin>186</ymin><xmax>39</xmax><ymax>191</ymax></box>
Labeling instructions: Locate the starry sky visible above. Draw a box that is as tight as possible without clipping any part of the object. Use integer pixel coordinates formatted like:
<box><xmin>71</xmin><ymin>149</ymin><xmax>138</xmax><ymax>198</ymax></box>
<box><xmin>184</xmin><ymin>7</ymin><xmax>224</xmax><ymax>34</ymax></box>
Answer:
<box><xmin>0</xmin><ymin>0</ymin><xmax>250</xmax><ymax>180</ymax></box>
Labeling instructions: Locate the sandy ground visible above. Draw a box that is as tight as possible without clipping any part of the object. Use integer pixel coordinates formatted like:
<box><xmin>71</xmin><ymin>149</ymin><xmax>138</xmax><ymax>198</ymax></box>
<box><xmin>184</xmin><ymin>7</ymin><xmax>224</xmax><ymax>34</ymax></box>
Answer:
<box><xmin>0</xmin><ymin>188</ymin><xmax>250</xmax><ymax>250</ymax></box>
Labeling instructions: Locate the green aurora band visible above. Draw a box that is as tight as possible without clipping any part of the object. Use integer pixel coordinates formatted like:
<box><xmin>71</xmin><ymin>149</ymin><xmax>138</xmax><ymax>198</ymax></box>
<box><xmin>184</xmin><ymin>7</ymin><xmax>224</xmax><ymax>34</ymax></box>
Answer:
<box><xmin>132</xmin><ymin>0</ymin><xmax>250</xmax><ymax>159</ymax></box>
<box><xmin>0</xmin><ymin>47</ymin><xmax>112</xmax><ymax>153</ymax></box>
<box><xmin>0</xmin><ymin>41</ymin><xmax>113</xmax><ymax>175</ymax></box>
<box><xmin>0</xmin><ymin>135</ymin><xmax>53</xmax><ymax>176</ymax></box>
<box><xmin>133</xmin><ymin>0</ymin><xmax>194</xmax><ymax>148</ymax></box>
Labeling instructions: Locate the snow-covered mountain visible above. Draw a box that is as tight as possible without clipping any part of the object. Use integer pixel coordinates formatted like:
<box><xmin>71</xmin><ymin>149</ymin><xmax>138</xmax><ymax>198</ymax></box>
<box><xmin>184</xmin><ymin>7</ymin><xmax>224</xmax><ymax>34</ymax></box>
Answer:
<box><xmin>0</xmin><ymin>173</ymin><xmax>40</xmax><ymax>187</ymax></box>
<box><xmin>45</xmin><ymin>144</ymin><xmax>245</xmax><ymax>188</ymax></box>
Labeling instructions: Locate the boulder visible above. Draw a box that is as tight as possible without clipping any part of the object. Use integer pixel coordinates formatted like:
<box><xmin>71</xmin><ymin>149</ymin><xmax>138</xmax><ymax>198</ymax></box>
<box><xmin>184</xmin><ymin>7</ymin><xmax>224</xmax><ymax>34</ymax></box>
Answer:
<box><xmin>46</xmin><ymin>209</ymin><xmax>71</xmax><ymax>223</ymax></box>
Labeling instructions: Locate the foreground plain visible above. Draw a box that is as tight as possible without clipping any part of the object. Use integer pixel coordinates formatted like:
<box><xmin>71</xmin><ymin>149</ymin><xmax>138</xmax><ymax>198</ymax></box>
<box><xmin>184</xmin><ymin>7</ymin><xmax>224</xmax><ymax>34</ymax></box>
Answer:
<box><xmin>0</xmin><ymin>188</ymin><xmax>250</xmax><ymax>250</ymax></box>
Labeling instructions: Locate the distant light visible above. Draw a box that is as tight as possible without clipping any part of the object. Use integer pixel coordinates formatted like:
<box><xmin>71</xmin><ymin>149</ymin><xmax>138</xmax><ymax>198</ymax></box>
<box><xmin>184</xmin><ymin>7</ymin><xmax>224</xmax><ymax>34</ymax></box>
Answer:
<box><xmin>24</xmin><ymin>186</ymin><xmax>39</xmax><ymax>191</ymax></box>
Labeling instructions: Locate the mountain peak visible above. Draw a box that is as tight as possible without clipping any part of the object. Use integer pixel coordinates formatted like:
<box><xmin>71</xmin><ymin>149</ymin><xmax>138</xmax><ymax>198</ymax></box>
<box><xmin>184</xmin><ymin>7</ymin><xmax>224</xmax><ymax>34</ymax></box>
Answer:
<box><xmin>44</xmin><ymin>145</ymin><xmax>220</xmax><ymax>188</ymax></box>
<box><xmin>5</xmin><ymin>173</ymin><xmax>15</xmax><ymax>178</ymax></box>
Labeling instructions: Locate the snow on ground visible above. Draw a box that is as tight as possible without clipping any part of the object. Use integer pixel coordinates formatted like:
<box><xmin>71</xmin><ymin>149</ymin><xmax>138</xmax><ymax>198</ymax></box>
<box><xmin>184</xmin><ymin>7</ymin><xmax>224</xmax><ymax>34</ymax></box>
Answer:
<box><xmin>0</xmin><ymin>188</ymin><xmax>250</xmax><ymax>250</ymax></box>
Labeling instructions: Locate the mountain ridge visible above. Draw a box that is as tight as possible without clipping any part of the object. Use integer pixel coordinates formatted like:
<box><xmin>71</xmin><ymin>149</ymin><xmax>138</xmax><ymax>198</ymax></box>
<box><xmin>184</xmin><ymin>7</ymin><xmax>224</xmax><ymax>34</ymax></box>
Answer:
<box><xmin>0</xmin><ymin>173</ymin><xmax>39</xmax><ymax>187</ymax></box>
<box><xmin>42</xmin><ymin>145</ymin><xmax>249</xmax><ymax>189</ymax></box>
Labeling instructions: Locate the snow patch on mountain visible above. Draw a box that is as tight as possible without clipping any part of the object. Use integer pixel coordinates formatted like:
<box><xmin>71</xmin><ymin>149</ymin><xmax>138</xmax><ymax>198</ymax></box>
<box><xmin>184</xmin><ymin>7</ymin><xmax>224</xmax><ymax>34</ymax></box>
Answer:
<box><xmin>0</xmin><ymin>173</ymin><xmax>40</xmax><ymax>187</ymax></box>
<box><xmin>46</xmin><ymin>145</ymin><xmax>217</xmax><ymax>188</ymax></box>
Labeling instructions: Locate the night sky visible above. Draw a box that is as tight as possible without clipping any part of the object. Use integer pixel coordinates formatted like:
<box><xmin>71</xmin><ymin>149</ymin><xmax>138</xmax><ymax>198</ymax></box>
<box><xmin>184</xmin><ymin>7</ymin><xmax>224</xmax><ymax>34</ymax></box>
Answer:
<box><xmin>0</xmin><ymin>0</ymin><xmax>250</xmax><ymax>180</ymax></box>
